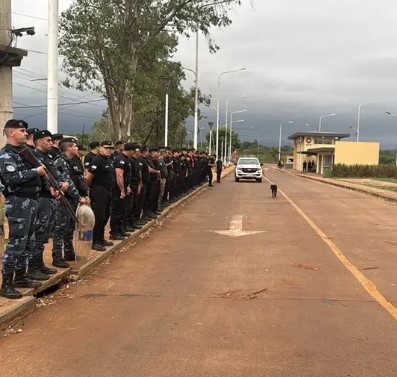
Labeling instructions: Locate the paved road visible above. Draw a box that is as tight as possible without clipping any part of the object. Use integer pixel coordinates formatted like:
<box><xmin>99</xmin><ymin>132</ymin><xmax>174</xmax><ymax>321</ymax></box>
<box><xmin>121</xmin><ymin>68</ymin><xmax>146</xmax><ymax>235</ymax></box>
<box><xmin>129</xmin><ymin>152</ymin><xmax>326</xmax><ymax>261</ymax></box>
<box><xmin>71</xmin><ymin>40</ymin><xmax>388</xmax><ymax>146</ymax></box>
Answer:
<box><xmin>0</xmin><ymin>167</ymin><xmax>396</xmax><ymax>377</ymax></box>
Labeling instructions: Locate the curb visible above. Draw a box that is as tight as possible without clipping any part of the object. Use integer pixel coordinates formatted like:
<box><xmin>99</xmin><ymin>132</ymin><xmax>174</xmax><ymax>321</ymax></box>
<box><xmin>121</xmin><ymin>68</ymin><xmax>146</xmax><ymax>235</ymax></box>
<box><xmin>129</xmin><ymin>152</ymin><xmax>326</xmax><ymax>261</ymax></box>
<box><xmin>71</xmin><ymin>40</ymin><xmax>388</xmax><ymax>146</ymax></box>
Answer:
<box><xmin>0</xmin><ymin>166</ymin><xmax>234</xmax><ymax>329</ymax></box>
<box><xmin>287</xmin><ymin>169</ymin><xmax>397</xmax><ymax>204</ymax></box>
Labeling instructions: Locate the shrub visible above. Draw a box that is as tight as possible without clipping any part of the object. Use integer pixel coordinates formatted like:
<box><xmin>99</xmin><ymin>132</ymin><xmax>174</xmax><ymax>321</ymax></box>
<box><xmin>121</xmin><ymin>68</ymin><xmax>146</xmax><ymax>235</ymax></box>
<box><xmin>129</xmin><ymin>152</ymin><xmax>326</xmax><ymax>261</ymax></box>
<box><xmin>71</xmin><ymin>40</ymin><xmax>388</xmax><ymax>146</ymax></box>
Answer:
<box><xmin>332</xmin><ymin>164</ymin><xmax>397</xmax><ymax>178</ymax></box>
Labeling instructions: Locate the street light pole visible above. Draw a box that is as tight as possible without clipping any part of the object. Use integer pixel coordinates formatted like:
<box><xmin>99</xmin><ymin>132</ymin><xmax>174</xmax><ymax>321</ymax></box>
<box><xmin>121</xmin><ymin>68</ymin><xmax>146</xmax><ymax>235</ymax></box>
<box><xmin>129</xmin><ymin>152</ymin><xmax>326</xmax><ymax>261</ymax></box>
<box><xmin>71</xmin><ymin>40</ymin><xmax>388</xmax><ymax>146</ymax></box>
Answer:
<box><xmin>278</xmin><ymin>120</ymin><xmax>293</xmax><ymax>163</ymax></box>
<box><xmin>162</xmin><ymin>76</ymin><xmax>171</xmax><ymax>147</ymax></box>
<box><xmin>199</xmin><ymin>127</ymin><xmax>205</xmax><ymax>150</ymax></box>
<box><xmin>182</xmin><ymin>65</ymin><xmax>199</xmax><ymax>150</ymax></box>
<box><xmin>224</xmin><ymin>95</ymin><xmax>246</xmax><ymax>164</ymax></box>
<box><xmin>47</xmin><ymin>0</ymin><xmax>59</xmax><ymax>134</ymax></box>
<box><xmin>318</xmin><ymin>113</ymin><xmax>336</xmax><ymax>132</ymax></box>
<box><xmin>208</xmin><ymin>122</ymin><xmax>214</xmax><ymax>154</ymax></box>
<box><xmin>357</xmin><ymin>100</ymin><xmax>381</xmax><ymax>142</ymax></box>
<box><xmin>229</xmin><ymin>110</ymin><xmax>246</xmax><ymax>160</ymax></box>
<box><xmin>215</xmin><ymin>68</ymin><xmax>247</xmax><ymax>158</ymax></box>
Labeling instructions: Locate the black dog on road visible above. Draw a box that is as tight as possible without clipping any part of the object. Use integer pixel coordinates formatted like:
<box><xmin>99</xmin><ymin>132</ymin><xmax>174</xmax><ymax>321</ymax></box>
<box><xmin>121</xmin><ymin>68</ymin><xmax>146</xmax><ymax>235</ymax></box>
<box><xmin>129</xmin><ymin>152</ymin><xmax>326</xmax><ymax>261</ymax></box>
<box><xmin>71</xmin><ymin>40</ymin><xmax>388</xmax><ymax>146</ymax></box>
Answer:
<box><xmin>270</xmin><ymin>184</ymin><xmax>278</xmax><ymax>198</ymax></box>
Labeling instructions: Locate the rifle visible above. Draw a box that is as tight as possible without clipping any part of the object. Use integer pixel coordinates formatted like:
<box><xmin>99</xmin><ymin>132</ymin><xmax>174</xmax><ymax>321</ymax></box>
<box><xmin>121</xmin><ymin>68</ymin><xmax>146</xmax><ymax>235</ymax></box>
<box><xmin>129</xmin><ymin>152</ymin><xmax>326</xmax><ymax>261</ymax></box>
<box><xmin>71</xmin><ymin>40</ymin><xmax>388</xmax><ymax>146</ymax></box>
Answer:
<box><xmin>18</xmin><ymin>147</ymin><xmax>80</xmax><ymax>224</ymax></box>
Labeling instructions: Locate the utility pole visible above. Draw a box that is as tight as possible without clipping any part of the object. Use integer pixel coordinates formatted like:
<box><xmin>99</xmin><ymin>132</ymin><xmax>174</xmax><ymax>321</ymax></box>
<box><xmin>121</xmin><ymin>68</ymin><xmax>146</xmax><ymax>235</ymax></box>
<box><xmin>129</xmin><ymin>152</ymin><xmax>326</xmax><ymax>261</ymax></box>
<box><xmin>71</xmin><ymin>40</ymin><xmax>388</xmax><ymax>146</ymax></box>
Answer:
<box><xmin>47</xmin><ymin>0</ymin><xmax>59</xmax><ymax>134</ymax></box>
<box><xmin>0</xmin><ymin>0</ymin><xmax>12</xmax><ymax>146</ymax></box>
<box><xmin>0</xmin><ymin>0</ymin><xmax>27</xmax><ymax>146</ymax></box>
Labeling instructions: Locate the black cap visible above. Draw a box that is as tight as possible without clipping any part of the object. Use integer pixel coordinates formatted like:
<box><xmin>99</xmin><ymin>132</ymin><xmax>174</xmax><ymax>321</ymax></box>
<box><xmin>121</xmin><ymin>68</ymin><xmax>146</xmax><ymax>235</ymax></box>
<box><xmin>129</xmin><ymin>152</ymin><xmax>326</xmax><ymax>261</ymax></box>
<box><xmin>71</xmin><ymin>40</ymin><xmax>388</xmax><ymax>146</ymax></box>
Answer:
<box><xmin>19</xmin><ymin>120</ymin><xmax>28</xmax><ymax>129</ymax></box>
<box><xmin>4</xmin><ymin>119</ymin><xmax>27</xmax><ymax>129</ymax></box>
<box><xmin>100</xmin><ymin>141</ymin><xmax>114</xmax><ymax>148</ymax></box>
<box><xmin>59</xmin><ymin>138</ymin><xmax>77</xmax><ymax>148</ymax></box>
<box><xmin>33</xmin><ymin>130</ymin><xmax>52</xmax><ymax>142</ymax></box>
<box><xmin>77</xmin><ymin>143</ymin><xmax>87</xmax><ymax>151</ymax></box>
<box><xmin>27</xmin><ymin>128</ymin><xmax>40</xmax><ymax>136</ymax></box>
<box><xmin>52</xmin><ymin>133</ymin><xmax>64</xmax><ymax>141</ymax></box>
<box><xmin>140</xmin><ymin>145</ymin><xmax>149</xmax><ymax>152</ymax></box>
<box><xmin>89</xmin><ymin>141</ymin><xmax>100</xmax><ymax>149</ymax></box>
<box><xmin>149</xmin><ymin>147</ymin><xmax>159</xmax><ymax>152</ymax></box>
<box><xmin>124</xmin><ymin>142</ymin><xmax>140</xmax><ymax>151</ymax></box>
<box><xmin>115</xmin><ymin>141</ymin><xmax>123</xmax><ymax>146</ymax></box>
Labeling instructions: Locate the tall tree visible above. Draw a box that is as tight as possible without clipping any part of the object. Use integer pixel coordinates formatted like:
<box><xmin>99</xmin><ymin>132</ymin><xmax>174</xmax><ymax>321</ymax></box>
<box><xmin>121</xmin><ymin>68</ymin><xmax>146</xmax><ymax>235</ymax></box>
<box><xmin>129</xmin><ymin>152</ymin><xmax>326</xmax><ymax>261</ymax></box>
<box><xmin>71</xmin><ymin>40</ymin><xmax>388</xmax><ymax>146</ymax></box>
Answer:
<box><xmin>59</xmin><ymin>0</ymin><xmax>243</xmax><ymax>140</ymax></box>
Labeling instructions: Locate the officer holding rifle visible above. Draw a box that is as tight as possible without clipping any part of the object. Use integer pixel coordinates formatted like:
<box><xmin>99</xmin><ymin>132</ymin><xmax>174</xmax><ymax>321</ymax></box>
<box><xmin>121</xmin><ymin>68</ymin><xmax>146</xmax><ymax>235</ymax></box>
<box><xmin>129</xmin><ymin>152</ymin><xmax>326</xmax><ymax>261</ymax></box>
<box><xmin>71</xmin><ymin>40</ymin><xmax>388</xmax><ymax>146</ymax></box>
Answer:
<box><xmin>0</xmin><ymin>120</ymin><xmax>47</xmax><ymax>299</ymax></box>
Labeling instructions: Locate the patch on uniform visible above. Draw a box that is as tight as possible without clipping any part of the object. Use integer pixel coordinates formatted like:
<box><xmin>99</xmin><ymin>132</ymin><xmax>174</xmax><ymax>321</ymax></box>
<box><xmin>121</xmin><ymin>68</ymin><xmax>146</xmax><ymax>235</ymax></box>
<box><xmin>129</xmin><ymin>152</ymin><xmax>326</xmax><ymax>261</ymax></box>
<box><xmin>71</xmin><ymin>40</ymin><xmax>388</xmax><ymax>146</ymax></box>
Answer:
<box><xmin>91</xmin><ymin>165</ymin><xmax>97</xmax><ymax>170</ymax></box>
<box><xmin>73</xmin><ymin>166</ymin><xmax>79</xmax><ymax>171</ymax></box>
<box><xmin>119</xmin><ymin>160</ymin><xmax>125</xmax><ymax>164</ymax></box>
<box><xmin>5</xmin><ymin>165</ymin><xmax>16</xmax><ymax>172</ymax></box>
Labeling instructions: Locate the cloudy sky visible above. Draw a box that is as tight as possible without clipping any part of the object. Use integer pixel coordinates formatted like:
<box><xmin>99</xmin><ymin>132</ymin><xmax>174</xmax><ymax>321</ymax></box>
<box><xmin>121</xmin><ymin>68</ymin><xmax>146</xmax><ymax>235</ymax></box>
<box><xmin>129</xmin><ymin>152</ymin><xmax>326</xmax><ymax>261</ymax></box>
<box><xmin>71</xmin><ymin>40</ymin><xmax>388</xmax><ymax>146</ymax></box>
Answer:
<box><xmin>10</xmin><ymin>0</ymin><xmax>397</xmax><ymax>148</ymax></box>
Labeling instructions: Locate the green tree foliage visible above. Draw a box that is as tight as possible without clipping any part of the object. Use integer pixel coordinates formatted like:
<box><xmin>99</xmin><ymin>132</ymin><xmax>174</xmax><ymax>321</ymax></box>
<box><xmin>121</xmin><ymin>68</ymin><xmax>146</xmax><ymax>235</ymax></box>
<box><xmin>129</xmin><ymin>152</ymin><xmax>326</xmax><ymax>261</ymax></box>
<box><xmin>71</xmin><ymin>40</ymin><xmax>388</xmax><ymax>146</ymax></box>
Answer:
<box><xmin>59</xmin><ymin>0</ymin><xmax>242</xmax><ymax>141</ymax></box>
<box><xmin>379</xmin><ymin>149</ymin><xmax>397</xmax><ymax>165</ymax></box>
<box><xmin>205</xmin><ymin>127</ymin><xmax>241</xmax><ymax>156</ymax></box>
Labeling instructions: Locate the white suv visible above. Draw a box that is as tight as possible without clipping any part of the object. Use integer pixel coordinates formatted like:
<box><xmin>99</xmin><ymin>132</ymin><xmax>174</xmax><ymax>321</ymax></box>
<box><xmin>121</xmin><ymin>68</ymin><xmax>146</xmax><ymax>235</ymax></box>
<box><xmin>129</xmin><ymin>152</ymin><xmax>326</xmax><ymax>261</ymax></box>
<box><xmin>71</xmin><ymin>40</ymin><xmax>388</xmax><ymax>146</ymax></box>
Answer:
<box><xmin>235</xmin><ymin>157</ymin><xmax>263</xmax><ymax>182</ymax></box>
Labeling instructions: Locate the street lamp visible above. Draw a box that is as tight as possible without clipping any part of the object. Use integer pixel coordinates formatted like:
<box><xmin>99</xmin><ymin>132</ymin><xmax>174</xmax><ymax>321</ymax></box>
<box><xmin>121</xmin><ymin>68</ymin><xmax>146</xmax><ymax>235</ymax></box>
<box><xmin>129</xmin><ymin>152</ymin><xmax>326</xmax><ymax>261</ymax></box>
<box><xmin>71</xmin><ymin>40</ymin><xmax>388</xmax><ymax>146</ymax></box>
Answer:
<box><xmin>278</xmin><ymin>120</ymin><xmax>293</xmax><ymax>163</ymax></box>
<box><xmin>318</xmin><ymin>113</ymin><xmax>336</xmax><ymax>132</ymax></box>
<box><xmin>208</xmin><ymin>122</ymin><xmax>214</xmax><ymax>154</ymax></box>
<box><xmin>357</xmin><ymin>100</ymin><xmax>381</xmax><ymax>142</ymax></box>
<box><xmin>229</xmin><ymin>109</ymin><xmax>247</xmax><ymax>161</ymax></box>
<box><xmin>215</xmin><ymin>68</ymin><xmax>247</xmax><ymax>158</ymax></box>
<box><xmin>186</xmin><ymin>129</ymin><xmax>193</xmax><ymax>149</ymax></box>
<box><xmin>182</xmin><ymin>66</ymin><xmax>199</xmax><ymax>149</ymax></box>
<box><xmin>348</xmin><ymin>125</ymin><xmax>358</xmax><ymax>140</ymax></box>
<box><xmin>224</xmin><ymin>95</ymin><xmax>247</xmax><ymax>163</ymax></box>
<box><xmin>198</xmin><ymin>127</ymin><xmax>205</xmax><ymax>150</ymax></box>
<box><xmin>162</xmin><ymin>75</ymin><xmax>171</xmax><ymax>147</ymax></box>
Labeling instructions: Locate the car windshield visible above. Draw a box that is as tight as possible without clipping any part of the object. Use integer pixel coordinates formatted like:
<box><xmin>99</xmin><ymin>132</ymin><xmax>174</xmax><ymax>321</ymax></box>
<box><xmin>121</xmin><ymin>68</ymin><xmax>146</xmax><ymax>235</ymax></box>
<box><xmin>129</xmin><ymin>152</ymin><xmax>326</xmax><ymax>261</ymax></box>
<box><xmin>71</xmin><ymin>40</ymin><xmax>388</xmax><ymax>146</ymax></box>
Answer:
<box><xmin>239</xmin><ymin>159</ymin><xmax>259</xmax><ymax>165</ymax></box>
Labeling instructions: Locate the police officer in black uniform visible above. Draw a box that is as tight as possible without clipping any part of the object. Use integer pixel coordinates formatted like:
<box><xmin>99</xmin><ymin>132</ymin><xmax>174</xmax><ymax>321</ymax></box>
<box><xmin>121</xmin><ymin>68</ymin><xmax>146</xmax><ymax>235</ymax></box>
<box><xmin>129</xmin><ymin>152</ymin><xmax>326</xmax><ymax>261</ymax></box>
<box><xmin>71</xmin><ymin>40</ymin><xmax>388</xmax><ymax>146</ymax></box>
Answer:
<box><xmin>136</xmin><ymin>146</ymin><xmax>151</xmax><ymax>223</ymax></box>
<box><xmin>0</xmin><ymin>119</ymin><xmax>47</xmax><ymax>299</ymax></box>
<box><xmin>110</xmin><ymin>142</ymin><xmax>135</xmax><ymax>240</ymax></box>
<box><xmin>123</xmin><ymin>143</ymin><xmax>142</xmax><ymax>229</ymax></box>
<box><xmin>216</xmin><ymin>155</ymin><xmax>223</xmax><ymax>183</ymax></box>
<box><xmin>207</xmin><ymin>153</ymin><xmax>215</xmax><ymax>187</ymax></box>
<box><xmin>84</xmin><ymin>141</ymin><xmax>100</xmax><ymax>171</ymax></box>
<box><xmin>86</xmin><ymin>141</ymin><xmax>115</xmax><ymax>249</ymax></box>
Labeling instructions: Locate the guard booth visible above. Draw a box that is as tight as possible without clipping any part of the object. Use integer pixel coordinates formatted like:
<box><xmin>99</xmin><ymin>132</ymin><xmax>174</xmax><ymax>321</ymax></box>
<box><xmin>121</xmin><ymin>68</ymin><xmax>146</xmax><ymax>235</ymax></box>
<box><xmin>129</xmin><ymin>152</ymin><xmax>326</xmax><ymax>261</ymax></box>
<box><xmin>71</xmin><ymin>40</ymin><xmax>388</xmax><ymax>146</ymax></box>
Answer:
<box><xmin>288</xmin><ymin>132</ymin><xmax>350</xmax><ymax>174</ymax></box>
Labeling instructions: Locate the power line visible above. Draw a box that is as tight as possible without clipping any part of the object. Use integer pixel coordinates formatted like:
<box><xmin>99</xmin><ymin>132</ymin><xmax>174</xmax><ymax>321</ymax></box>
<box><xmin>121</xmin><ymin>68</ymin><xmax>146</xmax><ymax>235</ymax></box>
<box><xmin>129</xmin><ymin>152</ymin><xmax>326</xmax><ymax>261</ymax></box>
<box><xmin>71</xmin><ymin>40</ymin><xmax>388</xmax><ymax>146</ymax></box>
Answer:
<box><xmin>13</xmin><ymin>98</ymin><xmax>106</xmax><ymax>109</ymax></box>
<box><xmin>13</xmin><ymin>79</ymin><xmax>107</xmax><ymax>109</ymax></box>
<box><xmin>12</xmin><ymin>12</ymin><xmax>48</xmax><ymax>21</ymax></box>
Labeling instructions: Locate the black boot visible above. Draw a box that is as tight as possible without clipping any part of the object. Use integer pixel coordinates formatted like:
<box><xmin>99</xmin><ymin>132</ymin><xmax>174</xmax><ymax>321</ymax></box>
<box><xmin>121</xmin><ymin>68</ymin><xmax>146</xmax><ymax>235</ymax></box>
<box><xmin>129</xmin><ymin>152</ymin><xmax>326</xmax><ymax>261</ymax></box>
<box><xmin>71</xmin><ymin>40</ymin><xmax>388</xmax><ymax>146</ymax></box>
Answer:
<box><xmin>14</xmin><ymin>270</ymin><xmax>41</xmax><ymax>289</ymax></box>
<box><xmin>0</xmin><ymin>273</ymin><xmax>23</xmax><ymax>299</ymax></box>
<box><xmin>38</xmin><ymin>250</ymin><xmax>57</xmax><ymax>274</ymax></box>
<box><xmin>52</xmin><ymin>258</ymin><xmax>70</xmax><ymax>268</ymax></box>
<box><xmin>27</xmin><ymin>267</ymin><xmax>50</xmax><ymax>281</ymax></box>
<box><xmin>40</xmin><ymin>264</ymin><xmax>57</xmax><ymax>275</ymax></box>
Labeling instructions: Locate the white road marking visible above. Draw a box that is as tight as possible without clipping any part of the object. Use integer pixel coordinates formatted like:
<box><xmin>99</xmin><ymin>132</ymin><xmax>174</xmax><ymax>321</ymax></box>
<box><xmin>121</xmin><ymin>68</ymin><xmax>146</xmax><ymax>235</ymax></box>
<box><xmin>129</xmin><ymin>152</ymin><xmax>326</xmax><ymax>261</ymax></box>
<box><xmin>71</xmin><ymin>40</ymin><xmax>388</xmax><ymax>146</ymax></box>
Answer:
<box><xmin>211</xmin><ymin>215</ymin><xmax>265</xmax><ymax>238</ymax></box>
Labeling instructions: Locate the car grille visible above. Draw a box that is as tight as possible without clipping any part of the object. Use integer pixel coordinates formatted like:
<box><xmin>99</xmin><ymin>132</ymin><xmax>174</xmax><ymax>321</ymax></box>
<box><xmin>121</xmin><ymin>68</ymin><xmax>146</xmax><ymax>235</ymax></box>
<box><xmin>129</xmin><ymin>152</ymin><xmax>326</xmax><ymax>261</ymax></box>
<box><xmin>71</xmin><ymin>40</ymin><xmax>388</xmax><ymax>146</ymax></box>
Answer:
<box><xmin>241</xmin><ymin>168</ymin><xmax>258</xmax><ymax>173</ymax></box>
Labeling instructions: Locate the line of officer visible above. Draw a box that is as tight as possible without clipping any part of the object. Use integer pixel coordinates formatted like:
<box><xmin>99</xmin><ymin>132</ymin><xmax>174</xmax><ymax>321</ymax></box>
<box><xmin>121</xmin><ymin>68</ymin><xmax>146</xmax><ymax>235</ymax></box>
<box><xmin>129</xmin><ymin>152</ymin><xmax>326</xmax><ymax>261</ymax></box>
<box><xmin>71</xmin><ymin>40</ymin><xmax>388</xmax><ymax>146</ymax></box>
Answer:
<box><xmin>0</xmin><ymin>120</ymin><xmax>47</xmax><ymax>299</ymax></box>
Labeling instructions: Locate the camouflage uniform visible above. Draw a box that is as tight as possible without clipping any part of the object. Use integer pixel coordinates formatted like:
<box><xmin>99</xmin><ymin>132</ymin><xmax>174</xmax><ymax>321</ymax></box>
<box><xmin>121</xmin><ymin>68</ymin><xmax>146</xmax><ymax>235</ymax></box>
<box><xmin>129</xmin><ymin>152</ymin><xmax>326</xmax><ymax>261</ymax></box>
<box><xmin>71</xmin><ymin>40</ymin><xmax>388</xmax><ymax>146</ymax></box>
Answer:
<box><xmin>0</xmin><ymin>144</ymin><xmax>41</xmax><ymax>284</ymax></box>
<box><xmin>52</xmin><ymin>155</ymin><xmax>82</xmax><ymax>263</ymax></box>
<box><xmin>28</xmin><ymin>148</ymin><xmax>62</xmax><ymax>274</ymax></box>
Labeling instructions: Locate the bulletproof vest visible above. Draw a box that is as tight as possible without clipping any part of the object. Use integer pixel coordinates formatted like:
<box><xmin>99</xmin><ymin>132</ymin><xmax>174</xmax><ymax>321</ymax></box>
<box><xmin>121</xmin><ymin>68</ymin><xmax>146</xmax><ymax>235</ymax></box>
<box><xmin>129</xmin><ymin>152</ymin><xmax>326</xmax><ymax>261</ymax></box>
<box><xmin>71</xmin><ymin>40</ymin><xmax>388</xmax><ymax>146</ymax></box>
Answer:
<box><xmin>57</xmin><ymin>155</ymin><xmax>89</xmax><ymax>195</ymax></box>
<box><xmin>0</xmin><ymin>144</ymin><xmax>42</xmax><ymax>197</ymax></box>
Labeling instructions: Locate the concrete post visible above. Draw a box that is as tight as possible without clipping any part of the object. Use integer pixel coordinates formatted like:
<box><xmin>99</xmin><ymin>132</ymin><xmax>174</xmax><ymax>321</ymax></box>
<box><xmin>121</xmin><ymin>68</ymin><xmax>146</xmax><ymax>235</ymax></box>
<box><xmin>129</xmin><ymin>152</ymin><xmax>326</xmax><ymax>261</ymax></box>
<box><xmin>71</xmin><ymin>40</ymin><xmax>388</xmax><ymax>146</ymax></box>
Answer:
<box><xmin>47</xmin><ymin>0</ymin><xmax>59</xmax><ymax>133</ymax></box>
<box><xmin>0</xmin><ymin>0</ymin><xmax>12</xmax><ymax>146</ymax></box>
